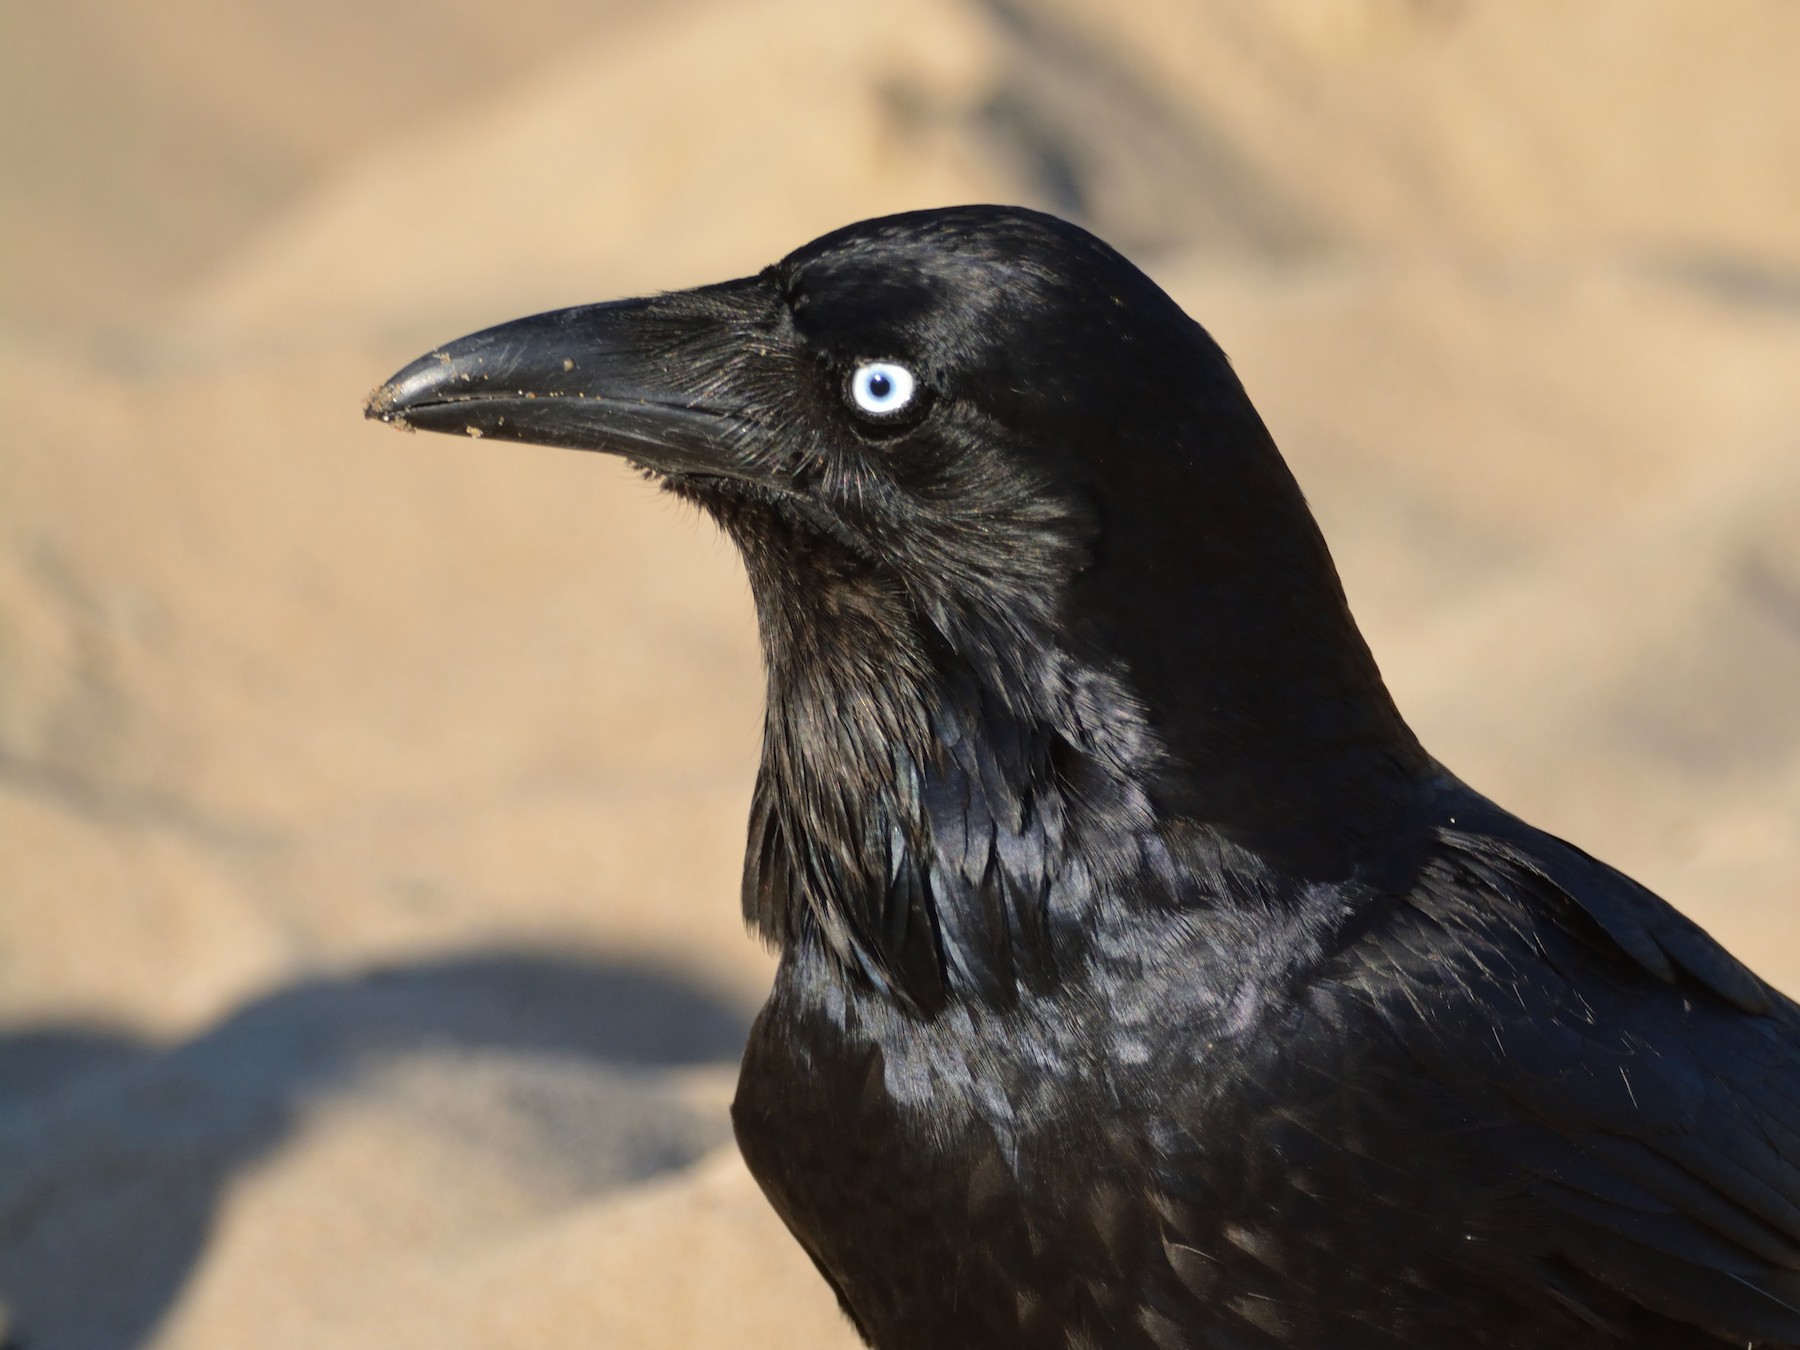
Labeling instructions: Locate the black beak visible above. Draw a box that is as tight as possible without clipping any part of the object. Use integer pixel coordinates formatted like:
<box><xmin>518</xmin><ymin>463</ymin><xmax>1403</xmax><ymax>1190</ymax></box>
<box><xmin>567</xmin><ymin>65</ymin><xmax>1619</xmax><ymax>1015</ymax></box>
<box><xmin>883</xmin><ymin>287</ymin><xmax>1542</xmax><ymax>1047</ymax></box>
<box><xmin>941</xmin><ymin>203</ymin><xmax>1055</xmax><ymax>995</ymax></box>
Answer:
<box><xmin>364</xmin><ymin>281</ymin><xmax>778</xmax><ymax>485</ymax></box>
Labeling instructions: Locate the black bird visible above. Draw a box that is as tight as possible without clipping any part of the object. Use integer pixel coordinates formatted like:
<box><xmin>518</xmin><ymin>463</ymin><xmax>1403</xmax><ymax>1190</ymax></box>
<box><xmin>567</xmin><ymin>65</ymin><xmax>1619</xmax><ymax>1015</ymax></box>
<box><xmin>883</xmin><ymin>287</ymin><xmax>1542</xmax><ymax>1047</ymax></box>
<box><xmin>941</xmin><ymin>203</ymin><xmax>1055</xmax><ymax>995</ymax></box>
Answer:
<box><xmin>367</xmin><ymin>206</ymin><xmax>1800</xmax><ymax>1348</ymax></box>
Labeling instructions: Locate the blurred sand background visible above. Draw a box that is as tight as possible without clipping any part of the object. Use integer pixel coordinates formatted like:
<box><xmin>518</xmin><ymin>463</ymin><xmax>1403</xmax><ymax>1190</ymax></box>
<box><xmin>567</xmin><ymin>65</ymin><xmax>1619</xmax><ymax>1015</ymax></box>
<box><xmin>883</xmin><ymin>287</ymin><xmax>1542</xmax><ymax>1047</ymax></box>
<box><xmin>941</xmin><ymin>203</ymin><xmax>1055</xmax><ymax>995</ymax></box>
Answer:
<box><xmin>3</xmin><ymin>1</ymin><xmax>1799</xmax><ymax>1345</ymax></box>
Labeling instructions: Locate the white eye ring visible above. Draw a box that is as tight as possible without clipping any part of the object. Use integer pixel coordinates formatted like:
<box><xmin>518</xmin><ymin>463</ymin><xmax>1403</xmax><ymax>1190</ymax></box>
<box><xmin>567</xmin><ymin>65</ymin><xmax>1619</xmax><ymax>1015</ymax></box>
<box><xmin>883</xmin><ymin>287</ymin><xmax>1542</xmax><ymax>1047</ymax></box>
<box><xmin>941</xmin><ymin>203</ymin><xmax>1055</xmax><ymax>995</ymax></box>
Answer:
<box><xmin>848</xmin><ymin>361</ymin><xmax>917</xmax><ymax>417</ymax></box>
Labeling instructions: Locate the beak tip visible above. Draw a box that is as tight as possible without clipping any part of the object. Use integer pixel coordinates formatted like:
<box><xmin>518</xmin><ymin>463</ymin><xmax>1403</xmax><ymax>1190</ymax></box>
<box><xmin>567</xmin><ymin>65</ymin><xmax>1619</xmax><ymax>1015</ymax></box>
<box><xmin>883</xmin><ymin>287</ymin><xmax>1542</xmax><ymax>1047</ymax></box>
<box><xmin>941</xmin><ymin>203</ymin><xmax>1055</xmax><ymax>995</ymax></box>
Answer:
<box><xmin>364</xmin><ymin>364</ymin><xmax>441</xmax><ymax>430</ymax></box>
<box><xmin>363</xmin><ymin>384</ymin><xmax>398</xmax><ymax>423</ymax></box>
<box><xmin>365</xmin><ymin>405</ymin><xmax>417</xmax><ymax>434</ymax></box>
<box><xmin>366</xmin><ymin>346</ymin><xmax>472</xmax><ymax>431</ymax></box>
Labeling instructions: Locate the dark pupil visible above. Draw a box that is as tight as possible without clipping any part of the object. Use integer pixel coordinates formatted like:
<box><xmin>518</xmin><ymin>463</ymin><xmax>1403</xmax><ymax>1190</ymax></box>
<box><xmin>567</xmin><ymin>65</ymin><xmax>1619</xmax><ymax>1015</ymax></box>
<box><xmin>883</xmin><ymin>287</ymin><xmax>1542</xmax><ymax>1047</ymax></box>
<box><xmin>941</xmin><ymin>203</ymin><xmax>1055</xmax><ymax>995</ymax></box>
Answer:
<box><xmin>867</xmin><ymin>372</ymin><xmax>892</xmax><ymax>399</ymax></box>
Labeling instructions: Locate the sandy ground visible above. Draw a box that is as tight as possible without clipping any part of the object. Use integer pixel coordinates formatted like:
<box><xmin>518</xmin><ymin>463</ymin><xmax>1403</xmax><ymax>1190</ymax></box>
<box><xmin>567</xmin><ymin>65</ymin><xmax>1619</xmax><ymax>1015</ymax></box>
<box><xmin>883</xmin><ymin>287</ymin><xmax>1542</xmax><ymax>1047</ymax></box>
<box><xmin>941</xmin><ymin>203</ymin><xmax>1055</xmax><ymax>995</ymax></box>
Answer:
<box><xmin>3</xmin><ymin>2</ymin><xmax>1798</xmax><ymax>1346</ymax></box>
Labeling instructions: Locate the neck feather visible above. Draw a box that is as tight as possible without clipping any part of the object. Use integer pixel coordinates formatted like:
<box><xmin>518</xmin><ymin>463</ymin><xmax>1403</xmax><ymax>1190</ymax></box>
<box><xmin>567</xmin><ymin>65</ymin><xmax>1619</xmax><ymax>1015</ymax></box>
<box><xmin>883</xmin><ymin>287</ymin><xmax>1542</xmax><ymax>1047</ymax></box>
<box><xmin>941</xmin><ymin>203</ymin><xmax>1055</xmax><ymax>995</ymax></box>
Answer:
<box><xmin>710</xmin><ymin>478</ymin><xmax>1428</xmax><ymax>1015</ymax></box>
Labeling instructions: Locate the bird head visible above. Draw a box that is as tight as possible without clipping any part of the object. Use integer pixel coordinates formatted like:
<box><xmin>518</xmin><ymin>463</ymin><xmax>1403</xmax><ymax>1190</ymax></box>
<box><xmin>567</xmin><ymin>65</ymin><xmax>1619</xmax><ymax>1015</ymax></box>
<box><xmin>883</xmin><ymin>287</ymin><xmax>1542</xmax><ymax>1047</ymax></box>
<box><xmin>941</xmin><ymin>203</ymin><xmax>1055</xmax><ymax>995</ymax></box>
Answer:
<box><xmin>365</xmin><ymin>209</ymin><xmax>1190</xmax><ymax>620</ymax></box>
<box><xmin>369</xmin><ymin>207</ymin><xmax>1426</xmax><ymax>917</ymax></box>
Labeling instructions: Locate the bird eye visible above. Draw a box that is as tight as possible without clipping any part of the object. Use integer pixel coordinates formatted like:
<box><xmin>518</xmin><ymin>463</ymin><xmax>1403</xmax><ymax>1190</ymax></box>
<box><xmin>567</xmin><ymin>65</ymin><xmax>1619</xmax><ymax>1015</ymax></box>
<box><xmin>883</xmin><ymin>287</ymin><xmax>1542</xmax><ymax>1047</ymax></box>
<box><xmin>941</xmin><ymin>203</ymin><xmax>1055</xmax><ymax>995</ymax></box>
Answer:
<box><xmin>847</xmin><ymin>361</ymin><xmax>917</xmax><ymax>419</ymax></box>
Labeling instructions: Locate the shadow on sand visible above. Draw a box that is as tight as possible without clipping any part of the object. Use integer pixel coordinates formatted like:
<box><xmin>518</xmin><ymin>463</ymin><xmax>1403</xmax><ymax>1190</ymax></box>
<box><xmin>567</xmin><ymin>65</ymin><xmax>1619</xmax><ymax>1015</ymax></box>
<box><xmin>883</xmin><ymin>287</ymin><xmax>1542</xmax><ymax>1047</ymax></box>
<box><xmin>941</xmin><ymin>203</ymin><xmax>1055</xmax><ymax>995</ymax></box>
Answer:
<box><xmin>0</xmin><ymin>951</ymin><xmax>754</xmax><ymax>1350</ymax></box>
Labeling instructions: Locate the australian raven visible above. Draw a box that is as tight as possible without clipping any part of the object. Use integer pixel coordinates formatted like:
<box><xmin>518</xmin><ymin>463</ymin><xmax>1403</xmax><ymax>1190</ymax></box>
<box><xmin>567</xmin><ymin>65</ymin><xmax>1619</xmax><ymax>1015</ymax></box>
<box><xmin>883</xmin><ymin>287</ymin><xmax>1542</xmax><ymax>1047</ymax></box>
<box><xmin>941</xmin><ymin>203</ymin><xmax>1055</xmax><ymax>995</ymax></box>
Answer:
<box><xmin>369</xmin><ymin>206</ymin><xmax>1800</xmax><ymax>1348</ymax></box>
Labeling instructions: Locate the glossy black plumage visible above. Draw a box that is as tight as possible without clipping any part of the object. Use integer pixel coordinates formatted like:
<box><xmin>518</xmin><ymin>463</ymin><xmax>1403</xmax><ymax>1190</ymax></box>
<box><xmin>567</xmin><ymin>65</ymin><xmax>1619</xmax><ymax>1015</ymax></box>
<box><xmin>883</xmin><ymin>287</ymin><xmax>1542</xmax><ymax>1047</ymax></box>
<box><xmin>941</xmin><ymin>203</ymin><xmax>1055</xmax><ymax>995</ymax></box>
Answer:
<box><xmin>368</xmin><ymin>206</ymin><xmax>1800</xmax><ymax>1347</ymax></box>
